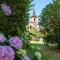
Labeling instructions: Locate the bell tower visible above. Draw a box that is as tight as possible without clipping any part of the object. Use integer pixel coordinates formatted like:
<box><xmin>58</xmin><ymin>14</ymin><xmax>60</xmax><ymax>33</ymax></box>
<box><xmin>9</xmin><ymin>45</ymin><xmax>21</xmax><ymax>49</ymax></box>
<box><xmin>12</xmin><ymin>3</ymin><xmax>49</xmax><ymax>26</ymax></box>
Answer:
<box><xmin>31</xmin><ymin>9</ymin><xmax>37</xmax><ymax>23</ymax></box>
<box><xmin>26</xmin><ymin>9</ymin><xmax>39</xmax><ymax>40</ymax></box>
<box><xmin>26</xmin><ymin>9</ymin><xmax>38</xmax><ymax>31</ymax></box>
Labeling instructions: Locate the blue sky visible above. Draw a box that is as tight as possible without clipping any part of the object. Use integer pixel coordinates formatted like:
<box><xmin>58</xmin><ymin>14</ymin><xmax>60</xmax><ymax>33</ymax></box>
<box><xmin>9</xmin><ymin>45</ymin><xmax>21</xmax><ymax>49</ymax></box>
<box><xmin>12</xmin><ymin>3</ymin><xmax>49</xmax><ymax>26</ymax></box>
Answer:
<box><xmin>29</xmin><ymin>0</ymin><xmax>52</xmax><ymax>16</ymax></box>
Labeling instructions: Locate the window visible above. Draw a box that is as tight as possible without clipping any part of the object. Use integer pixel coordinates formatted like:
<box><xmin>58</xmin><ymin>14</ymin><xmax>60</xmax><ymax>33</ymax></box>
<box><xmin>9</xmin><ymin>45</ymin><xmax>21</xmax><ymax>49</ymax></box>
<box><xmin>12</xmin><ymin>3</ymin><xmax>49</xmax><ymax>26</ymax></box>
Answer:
<box><xmin>30</xmin><ymin>26</ymin><xmax>32</xmax><ymax>29</ymax></box>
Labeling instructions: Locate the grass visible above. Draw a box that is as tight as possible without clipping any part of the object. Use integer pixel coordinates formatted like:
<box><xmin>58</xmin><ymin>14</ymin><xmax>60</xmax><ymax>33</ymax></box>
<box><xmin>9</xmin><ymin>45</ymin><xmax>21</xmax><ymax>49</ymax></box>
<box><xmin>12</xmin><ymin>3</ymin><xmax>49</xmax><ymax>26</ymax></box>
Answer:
<box><xmin>29</xmin><ymin>40</ymin><xmax>60</xmax><ymax>60</ymax></box>
<box><xmin>40</xmin><ymin>44</ymin><xmax>60</xmax><ymax>60</ymax></box>
<box><xmin>30</xmin><ymin>39</ymin><xmax>44</xmax><ymax>44</ymax></box>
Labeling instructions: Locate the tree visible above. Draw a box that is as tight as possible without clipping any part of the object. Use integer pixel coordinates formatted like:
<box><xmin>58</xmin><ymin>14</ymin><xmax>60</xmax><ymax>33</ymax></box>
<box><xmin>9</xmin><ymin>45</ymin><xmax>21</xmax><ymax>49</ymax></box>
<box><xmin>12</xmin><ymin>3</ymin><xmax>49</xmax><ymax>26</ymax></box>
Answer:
<box><xmin>39</xmin><ymin>0</ymin><xmax>60</xmax><ymax>48</ymax></box>
<box><xmin>0</xmin><ymin>0</ymin><xmax>33</xmax><ymax>37</ymax></box>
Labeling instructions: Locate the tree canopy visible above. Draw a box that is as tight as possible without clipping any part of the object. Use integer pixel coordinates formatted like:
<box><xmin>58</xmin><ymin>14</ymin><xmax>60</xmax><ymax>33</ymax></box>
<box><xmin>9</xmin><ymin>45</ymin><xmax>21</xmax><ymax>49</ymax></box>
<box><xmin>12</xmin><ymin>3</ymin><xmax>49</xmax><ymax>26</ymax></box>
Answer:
<box><xmin>0</xmin><ymin>0</ymin><xmax>33</xmax><ymax>37</ymax></box>
<box><xmin>39</xmin><ymin>0</ymin><xmax>60</xmax><ymax>47</ymax></box>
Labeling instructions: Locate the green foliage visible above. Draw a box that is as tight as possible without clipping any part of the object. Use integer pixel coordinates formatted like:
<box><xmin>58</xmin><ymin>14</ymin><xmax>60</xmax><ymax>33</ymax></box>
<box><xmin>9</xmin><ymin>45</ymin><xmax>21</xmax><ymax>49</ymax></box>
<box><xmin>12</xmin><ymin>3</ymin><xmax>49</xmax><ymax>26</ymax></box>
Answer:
<box><xmin>39</xmin><ymin>0</ymin><xmax>60</xmax><ymax>47</ymax></box>
<box><xmin>22</xmin><ymin>31</ymin><xmax>35</xmax><ymax>49</ymax></box>
<box><xmin>16</xmin><ymin>49</ymin><xmax>26</xmax><ymax>60</ymax></box>
<box><xmin>35</xmin><ymin>52</ymin><xmax>41</xmax><ymax>60</ymax></box>
<box><xmin>0</xmin><ymin>0</ymin><xmax>33</xmax><ymax>37</ymax></box>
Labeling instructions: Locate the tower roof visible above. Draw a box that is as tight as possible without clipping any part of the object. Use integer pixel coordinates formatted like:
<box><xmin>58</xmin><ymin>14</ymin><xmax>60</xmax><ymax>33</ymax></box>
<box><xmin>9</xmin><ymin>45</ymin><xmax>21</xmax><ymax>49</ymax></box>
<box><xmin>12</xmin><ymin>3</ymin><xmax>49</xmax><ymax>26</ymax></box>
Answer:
<box><xmin>32</xmin><ymin>9</ymin><xmax>37</xmax><ymax>17</ymax></box>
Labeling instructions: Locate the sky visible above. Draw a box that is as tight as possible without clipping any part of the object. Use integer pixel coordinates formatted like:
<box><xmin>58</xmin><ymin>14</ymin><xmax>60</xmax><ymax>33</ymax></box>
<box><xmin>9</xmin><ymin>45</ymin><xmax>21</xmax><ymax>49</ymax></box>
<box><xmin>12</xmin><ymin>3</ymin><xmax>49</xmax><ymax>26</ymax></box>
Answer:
<box><xmin>29</xmin><ymin>0</ymin><xmax>52</xmax><ymax>16</ymax></box>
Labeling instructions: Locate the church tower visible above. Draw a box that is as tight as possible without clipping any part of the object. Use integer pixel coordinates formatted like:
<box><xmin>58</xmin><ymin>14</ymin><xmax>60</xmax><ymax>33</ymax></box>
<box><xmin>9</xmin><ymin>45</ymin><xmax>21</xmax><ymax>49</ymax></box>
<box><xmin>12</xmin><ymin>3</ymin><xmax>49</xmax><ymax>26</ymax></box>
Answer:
<box><xmin>31</xmin><ymin>9</ymin><xmax>37</xmax><ymax>22</ymax></box>
<box><xmin>26</xmin><ymin>9</ymin><xmax>39</xmax><ymax>40</ymax></box>
<box><xmin>26</xmin><ymin>9</ymin><xmax>38</xmax><ymax>31</ymax></box>
<box><xmin>29</xmin><ymin>9</ymin><xmax>37</xmax><ymax>24</ymax></box>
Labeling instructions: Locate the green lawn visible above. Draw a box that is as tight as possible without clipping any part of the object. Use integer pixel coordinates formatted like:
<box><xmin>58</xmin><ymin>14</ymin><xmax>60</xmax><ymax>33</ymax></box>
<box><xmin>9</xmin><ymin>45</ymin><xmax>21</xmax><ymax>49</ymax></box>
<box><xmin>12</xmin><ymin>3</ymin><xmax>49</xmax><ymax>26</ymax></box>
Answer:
<box><xmin>40</xmin><ymin>44</ymin><xmax>60</xmax><ymax>60</ymax></box>
<box><xmin>27</xmin><ymin>40</ymin><xmax>60</xmax><ymax>60</ymax></box>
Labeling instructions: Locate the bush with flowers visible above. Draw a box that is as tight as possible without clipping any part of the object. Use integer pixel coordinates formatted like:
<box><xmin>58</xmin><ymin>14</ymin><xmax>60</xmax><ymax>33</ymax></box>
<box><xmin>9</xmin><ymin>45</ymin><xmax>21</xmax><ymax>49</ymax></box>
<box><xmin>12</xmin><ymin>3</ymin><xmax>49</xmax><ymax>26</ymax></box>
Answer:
<box><xmin>0</xmin><ymin>33</ymin><xmax>23</xmax><ymax>60</ymax></box>
<box><xmin>0</xmin><ymin>33</ymin><xmax>33</xmax><ymax>60</ymax></box>
<box><xmin>0</xmin><ymin>33</ymin><xmax>42</xmax><ymax>60</ymax></box>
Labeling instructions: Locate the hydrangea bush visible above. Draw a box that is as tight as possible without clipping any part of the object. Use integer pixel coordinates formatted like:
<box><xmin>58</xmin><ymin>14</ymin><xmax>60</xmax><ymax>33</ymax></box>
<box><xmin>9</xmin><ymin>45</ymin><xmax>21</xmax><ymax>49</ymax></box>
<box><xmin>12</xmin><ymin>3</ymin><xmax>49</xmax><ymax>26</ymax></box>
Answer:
<box><xmin>1</xmin><ymin>3</ymin><xmax>11</xmax><ymax>16</ymax></box>
<box><xmin>0</xmin><ymin>33</ymin><xmax>6</xmax><ymax>43</ymax></box>
<box><xmin>0</xmin><ymin>46</ymin><xmax>14</xmax><ymax>60</ymax></box>
<box><xmin>9</xmin><ymin>36</ymin><xmax>23</xmax><ymax>49</ymax></box>
<box><xmin>0</xmin><ymin>33</ymin><xmax>41</xmax><ymax>60</ymax></box>
<box><xmin>17</xmin><ymin>49</ymin><xmax>26</xmax><ymax>57</ymax></box>
<box><xmin>0</xmin><ymin>33</ymin><xmax>23</xmax><ymax>60</ymax></box>
<box><xmin>23</xmin><ymin>55</ymin><xmax>31</xmax><ymax>60</ymax></box>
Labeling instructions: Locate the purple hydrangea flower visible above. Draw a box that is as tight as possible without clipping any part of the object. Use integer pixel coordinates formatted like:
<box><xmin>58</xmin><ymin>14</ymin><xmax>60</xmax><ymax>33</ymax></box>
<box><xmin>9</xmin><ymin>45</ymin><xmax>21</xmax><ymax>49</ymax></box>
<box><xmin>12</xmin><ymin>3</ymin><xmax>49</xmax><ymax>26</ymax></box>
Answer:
<box><xmin>23</xmin><ymin>55</ymin><xmax>31</xmax><ymax>60</ymax></box>
<box><xmin>0</xmin><ymin>34</ymin><xmax>6</xmax><ymax>43</ymax></box>
<box><xmin>1</xmin><ymin>3</ymin><xmax>11</xmax><ymax>16</ymax></box>
<box><xmin>9</xmin><ymin>36</ymin><xmax>23</xmax><ymax>49</ymax></box>
<box><xmin>0</xmin><ymin>46</ymin><xmax>14</xmax><ymax>60</ymax></box>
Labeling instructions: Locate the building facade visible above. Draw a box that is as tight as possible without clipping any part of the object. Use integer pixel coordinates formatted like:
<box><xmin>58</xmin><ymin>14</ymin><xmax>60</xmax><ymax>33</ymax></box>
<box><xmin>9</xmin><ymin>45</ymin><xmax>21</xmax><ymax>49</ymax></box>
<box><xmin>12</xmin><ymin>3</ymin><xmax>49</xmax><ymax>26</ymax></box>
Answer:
<box><xmin>26</xmin><ymin>9</ymin><xmax>39</xmax><ymax>40</ymax></box>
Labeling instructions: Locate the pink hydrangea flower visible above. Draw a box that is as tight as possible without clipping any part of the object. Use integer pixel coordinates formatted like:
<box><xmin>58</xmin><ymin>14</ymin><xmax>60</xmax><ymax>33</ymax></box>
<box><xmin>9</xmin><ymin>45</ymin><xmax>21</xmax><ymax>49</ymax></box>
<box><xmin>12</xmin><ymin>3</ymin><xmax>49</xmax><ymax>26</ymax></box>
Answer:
<box><xmin>0</xmin><ymin>46</ymin><xmax>14</xmax><ymax>60</ymax></box>
<box><xmin>1</xmin><ymin>3</ymin><xmax>11</xmax><ymax>16</ymax></box>
<box><xmin>0</xmin><ymin>34</ymin><xmax>6</xmax><ymax>43</ymax></box>
<box><xmin>9</xmin><ymin>36</ymin><xmax>23</xmax><ymax>49</ymax></box>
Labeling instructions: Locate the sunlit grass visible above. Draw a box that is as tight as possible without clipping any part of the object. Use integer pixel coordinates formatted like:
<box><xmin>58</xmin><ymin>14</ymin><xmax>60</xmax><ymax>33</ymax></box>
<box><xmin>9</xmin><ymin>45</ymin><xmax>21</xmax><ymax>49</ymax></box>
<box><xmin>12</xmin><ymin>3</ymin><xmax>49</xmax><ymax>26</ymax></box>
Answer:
<box><xmin>30</xmin><ymin>38</ymin><xmax>44</xmax><ymax>44</ymax></box>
